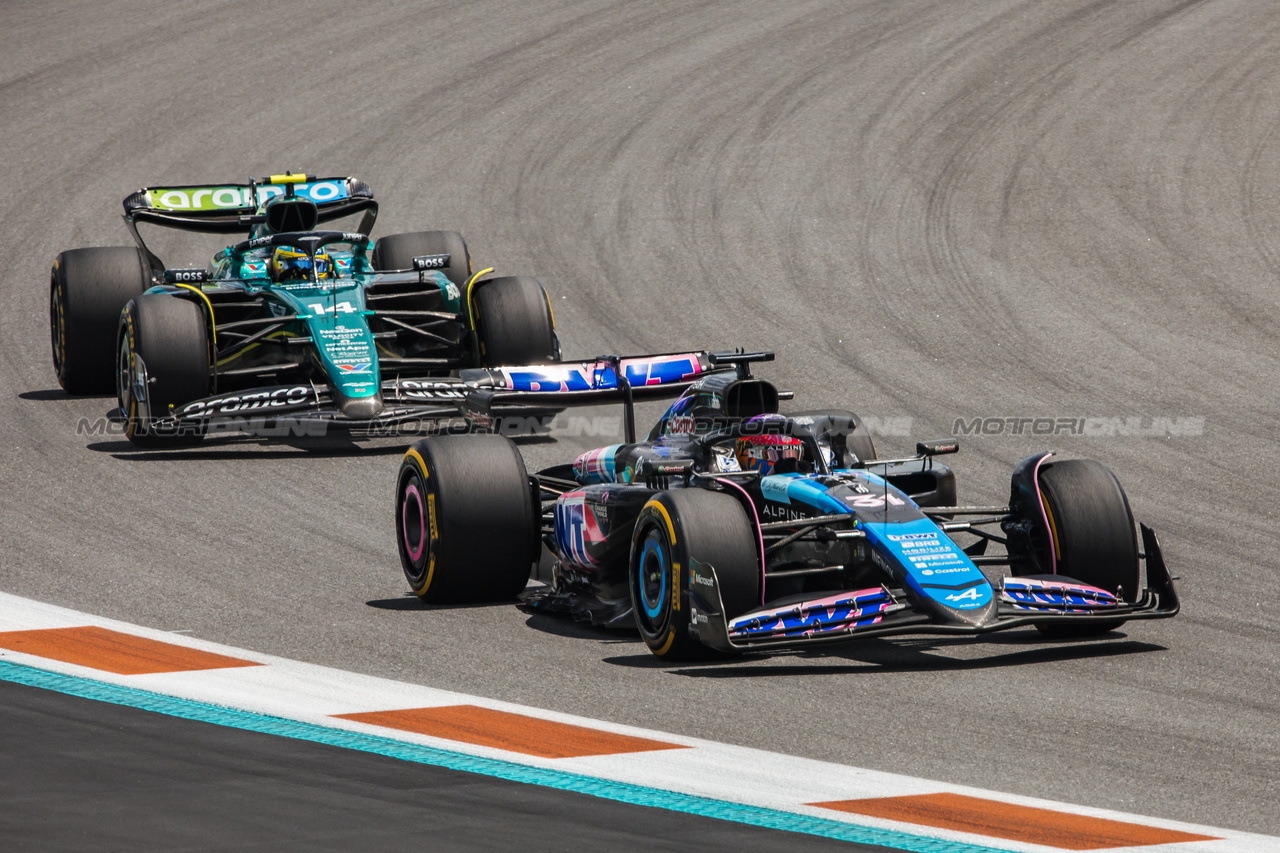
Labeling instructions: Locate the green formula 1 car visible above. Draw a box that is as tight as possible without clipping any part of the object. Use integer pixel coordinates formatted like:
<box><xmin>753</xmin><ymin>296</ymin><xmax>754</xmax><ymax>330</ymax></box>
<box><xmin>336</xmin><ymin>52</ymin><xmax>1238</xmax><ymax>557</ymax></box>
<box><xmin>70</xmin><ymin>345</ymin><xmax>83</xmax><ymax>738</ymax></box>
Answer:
<box><xmin>50</xmin><ymin>173</ymin><xmax>560</xmax><ymax>445</ymax></box>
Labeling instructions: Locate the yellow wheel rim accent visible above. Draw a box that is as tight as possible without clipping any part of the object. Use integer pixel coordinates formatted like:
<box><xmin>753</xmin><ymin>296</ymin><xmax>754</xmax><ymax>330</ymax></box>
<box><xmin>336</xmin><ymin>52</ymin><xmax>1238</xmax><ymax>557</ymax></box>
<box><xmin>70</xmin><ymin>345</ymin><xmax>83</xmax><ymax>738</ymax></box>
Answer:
<box><xmin>404</xmin><ymin>447</ymin><xmax>429</xmax><ymax>475</ymax></box>
<box><xmin>173</xmin><ymin>284</ymin><xmax>217</xmax><ymax>354</ymax></box>
<box><xmin>464</xmin><ymin>267</ymin><xmax>495</xmax><ymax>331</ymax></box>
<box><xmin>1040</xmin><ymin>487</ymin><xmax>1062</xmax><ymax>569</ymax></box>
<box><xmin>644</xmin><ymin>500</ymin><xmax>677</xmax><ymax>546</ymax></box>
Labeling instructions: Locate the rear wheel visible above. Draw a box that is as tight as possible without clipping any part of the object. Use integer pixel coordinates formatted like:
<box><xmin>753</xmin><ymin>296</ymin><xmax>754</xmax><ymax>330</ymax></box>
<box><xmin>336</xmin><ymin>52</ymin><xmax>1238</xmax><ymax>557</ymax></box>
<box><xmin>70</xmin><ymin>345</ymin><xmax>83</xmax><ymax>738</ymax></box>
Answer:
<box><xmin>1025</xmin><ymin>459</ymin><xmax>1139</xmax><ymax>636</ymax></box>
<box><xmin>396</xmin><ymin>435</ymin><xmax>538</xmax><ymax>603</ymax></box>
<box><xmin>629</xmin><ymin>489</ymin><xmax>760</xmax><ymax>660</ymax></box>
<box><xmin>373</xmin><ymin>230</ymin><xmax>471</xmax><ymax>289</ymax></box>
<box><xmin>473</xmin><ymin>275</ymin><xmax>559</xmax><ymax>366</ymax></box>
<box><xmin>51</xmin><ymin>247</ymin><xmax>152</xmax><ymax>394</ymax></box>
<box><xmin>117</xmin><ymin>294</ymin><xmax>209</xmax><ymax>447</ymax></box>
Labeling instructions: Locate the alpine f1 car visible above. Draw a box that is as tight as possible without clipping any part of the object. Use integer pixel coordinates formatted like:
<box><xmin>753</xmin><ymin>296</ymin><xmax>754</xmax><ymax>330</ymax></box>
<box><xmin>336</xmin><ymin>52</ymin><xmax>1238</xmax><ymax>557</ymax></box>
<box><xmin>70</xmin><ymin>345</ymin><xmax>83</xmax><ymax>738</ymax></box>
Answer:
<box><xmin>50</xmin><ymin>173</ymin><xmax>560</xmax><ymax>445</ymax></box>
<box><xmin>393</xmin><ymin>350</ymin><xmax>1179</xmax><ymax>659</ymax></box>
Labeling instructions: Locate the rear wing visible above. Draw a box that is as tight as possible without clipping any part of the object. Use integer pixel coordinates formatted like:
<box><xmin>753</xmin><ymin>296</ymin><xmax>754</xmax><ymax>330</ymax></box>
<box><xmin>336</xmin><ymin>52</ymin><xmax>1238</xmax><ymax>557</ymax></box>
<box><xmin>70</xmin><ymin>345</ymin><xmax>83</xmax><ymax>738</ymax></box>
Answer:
<box><xmin>461</xmin><ymin>350</ymin><xmax>771</xmax><ymax>441</ymax></box>
<box><xmin>122</xmin><ymin>174</ymin><xmax>377</xmax><ymax>267</ymax></box>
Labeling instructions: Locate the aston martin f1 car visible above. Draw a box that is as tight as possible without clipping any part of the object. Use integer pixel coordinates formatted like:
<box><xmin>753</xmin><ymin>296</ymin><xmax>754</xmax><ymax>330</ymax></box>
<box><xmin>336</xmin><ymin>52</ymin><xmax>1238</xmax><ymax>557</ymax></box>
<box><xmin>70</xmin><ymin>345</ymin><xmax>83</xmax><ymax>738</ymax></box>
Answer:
<box><xmin>50</xmin><ymin>174</ymin><xmax>559</xmax><ymax>445</ymax></box>
<box><xmin>393</xmin><ymin>350</ymin><xmax>1179</xmax><ymax>659</ymax></box>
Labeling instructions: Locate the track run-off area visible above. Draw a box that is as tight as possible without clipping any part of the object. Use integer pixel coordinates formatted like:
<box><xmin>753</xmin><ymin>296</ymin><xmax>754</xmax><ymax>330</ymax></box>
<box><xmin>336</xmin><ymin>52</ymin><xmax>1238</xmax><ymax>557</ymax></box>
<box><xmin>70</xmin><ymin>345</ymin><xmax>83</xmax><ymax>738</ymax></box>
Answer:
<box><xmin>1</xmin><ymin>1</ymin><xmax>1277</xmax><ymax>847</ymax></box>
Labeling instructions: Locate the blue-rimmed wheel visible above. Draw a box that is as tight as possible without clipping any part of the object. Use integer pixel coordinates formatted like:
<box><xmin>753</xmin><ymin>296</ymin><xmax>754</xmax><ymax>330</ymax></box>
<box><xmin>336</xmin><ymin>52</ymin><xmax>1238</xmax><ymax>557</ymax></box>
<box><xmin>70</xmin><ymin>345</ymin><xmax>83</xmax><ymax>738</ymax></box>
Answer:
<box><xmin>395</xmin><ymin>435</ymin><xmax>539</xmax><ymax>603</ymax></box>
<box><xmin>629</xmin><ymin>490</ymin><xmax>760</xmax><ymax>660</ymax></box>
<box><xmin>634</xmin><ymin>523</ymin><xmax>674</xmax><ymax>638</ymax></box>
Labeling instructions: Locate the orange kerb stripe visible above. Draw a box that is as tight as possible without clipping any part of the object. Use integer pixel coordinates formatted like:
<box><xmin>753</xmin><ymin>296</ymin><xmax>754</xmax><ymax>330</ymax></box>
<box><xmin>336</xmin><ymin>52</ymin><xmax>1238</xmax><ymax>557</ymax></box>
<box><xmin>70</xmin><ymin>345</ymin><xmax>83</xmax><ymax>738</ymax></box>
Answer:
<box><xmin>335</xmin><ymin>704</ymin><xmax>688</xmax><ymax>759</ymax></box>
<box><xmin>810</xmin><ymin>793</ymin><xmax>1218</xmax><ymax>850</ymax></box>
<box><xmin>0</xmin><ymin>626</ymin><xmax>261</xmax><ymax>675</ymax></box>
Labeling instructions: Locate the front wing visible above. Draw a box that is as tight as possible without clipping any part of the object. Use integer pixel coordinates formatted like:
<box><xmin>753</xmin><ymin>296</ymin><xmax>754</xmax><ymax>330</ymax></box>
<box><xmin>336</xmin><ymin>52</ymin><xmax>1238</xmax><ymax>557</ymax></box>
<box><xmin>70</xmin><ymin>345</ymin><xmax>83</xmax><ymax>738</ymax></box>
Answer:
<box><xmin>686</xmin><ymin>525</ymin><xmax>1180</xmax><ymax>653</ymax></box>
<box><xmin>127</xmin><ymin>370</ymin><xmax>536</xmax><ymax>439</ymax></box>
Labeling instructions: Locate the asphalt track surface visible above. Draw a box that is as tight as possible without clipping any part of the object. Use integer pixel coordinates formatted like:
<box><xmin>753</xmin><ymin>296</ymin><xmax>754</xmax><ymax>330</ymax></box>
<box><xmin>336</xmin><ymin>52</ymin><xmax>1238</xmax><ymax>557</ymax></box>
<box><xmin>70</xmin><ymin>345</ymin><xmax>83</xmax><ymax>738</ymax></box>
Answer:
<box><xmin>1</xmin><ymin>0</ymin><xmax>1277</xmax><ymax>841</ymax></box>
<box><xmin>0</xmin><ymin>679</ymin><xmax>884</xmax><ymax>853</ymax></box>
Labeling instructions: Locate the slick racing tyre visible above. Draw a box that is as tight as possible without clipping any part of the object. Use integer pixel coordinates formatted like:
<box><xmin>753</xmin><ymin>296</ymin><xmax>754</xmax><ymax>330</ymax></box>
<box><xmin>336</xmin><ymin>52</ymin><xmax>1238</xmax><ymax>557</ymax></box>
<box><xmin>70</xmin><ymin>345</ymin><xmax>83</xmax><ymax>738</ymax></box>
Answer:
<box><xmin>629</xmin><ymin>489</ymin><xmax>760</xmax><ymax>660</ymax></box>
<box><xmin>373</xmin><ymin>230</ymin><xmax>472</xmax><ymax>289</ymax></box>
<box><xmin>51</xmin><ymin>247</ymin><xmax>152</xmax><ymax>394</ymax></box>
<box><xmin>473</xmin><ymin>276</ymin><xmax>559</xmax><ymax>366</ymax></box>
<box><xmin>787</xmin><ymin>408</ymin><xmax>878</xmax><ymax>468</ymax></box>
<box><xmin>396</xmin><ymin>435</ymin><xmax>539</xmax><ymax>603</ymax></box>
<box><xmin>1022</xmin><ymin>458</ymin><xmax>1140</xmax><ymax>637</ymax></box>
<box><xmin>117</xmin><ymin>294</ymin><xmax>210</xmax><ymax>447</ymax></box>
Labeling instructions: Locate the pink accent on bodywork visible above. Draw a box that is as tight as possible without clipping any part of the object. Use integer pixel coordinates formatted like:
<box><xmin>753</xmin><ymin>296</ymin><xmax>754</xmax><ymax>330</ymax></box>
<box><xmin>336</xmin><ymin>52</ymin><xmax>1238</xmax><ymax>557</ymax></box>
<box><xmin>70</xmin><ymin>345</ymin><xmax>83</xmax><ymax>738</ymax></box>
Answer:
<box><xmin>573</xmin><ymin>447</ymin><xmax>615</xmax><ymax>482</ymax></box>
<box><xmin>402</xmin><ymin>484</ymin><xmax>426</xmax><ymax>562</ymax></box>
<box><xmin>621</xmin><ymin>353</ymin><xmax>703</xmax><ymax>385</ymax></box>
<box><xmin>1012</xmin><ymin>577</ymin><xmax>1111</xmax><ymax>596</ymax></box>
<box><xmin>716</xmin><ymin>477</ymin><xmax>766</xmax><ymax>605</ymax></box>
<box><xmin>729</xmin><ymin>587</ymin><xmax>892</xmax><ymax>636</ymax></box>
<box><xmin>779</xmin><ymin>587</ymin><xmax>887</xmax><ymax>613</ymax></box>
<box><xmin>1002</xmin><ymin>576</ymin><xmax>1118</xmax><ymax>612</ymax></box>
<box><xmin>1032</xmin><ymin>452</ymin><xmax>1057</xmax><ymax>572</ymax></box>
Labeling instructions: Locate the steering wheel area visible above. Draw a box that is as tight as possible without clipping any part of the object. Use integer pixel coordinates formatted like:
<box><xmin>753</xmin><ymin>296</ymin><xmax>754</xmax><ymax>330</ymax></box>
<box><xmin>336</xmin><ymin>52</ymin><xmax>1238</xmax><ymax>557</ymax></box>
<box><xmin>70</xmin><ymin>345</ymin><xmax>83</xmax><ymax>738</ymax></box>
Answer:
<box><xmin>693</xmin><ymin>418</ymin><xmax>831</xmax><ymax>476</ymax></box>
<box><xmin>231</xmin><ymin>230</ymin><xmax>370</xmax><ymax>256</ymax></box>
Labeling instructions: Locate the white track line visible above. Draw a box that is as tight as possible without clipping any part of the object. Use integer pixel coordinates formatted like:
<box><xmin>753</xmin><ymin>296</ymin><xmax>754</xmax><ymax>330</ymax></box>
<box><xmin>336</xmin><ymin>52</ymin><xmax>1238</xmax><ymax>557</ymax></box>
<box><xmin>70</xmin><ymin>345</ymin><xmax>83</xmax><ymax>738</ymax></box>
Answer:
<box><xmin>0</xmin><ymin>591</ymin><xmax>1269</xmax><ymax>853</ymax></box>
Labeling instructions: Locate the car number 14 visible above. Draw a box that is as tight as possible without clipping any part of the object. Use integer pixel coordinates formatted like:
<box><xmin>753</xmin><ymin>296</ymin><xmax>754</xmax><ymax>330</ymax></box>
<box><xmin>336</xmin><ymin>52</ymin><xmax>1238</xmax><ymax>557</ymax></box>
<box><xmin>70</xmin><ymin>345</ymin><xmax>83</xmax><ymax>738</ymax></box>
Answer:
<box><xmin>309</xmin><ymin>301</ymin><xmax>359</xmax><ymax>316</ymax></box>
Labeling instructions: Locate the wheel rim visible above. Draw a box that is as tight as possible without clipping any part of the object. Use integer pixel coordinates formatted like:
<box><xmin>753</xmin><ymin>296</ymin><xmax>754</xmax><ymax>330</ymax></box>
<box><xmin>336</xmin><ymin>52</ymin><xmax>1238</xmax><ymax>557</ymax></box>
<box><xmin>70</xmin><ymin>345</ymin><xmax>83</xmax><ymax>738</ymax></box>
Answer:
<box><xmin>397</xmin><ymin>468</ymin><xmax>434</xmax><ymax>587</ymax></box>
<box><xmin>638</xmin><ymin>532</ymin><xmax>668</xmax><ymax>621</ymax></box>
<box><xmin>402</xmin><ymin>481</ymin><xmax>428</xmax><ymax>564</ymax></box>
<box><xmin>117</xmin><ymin>335</ymin><xmax>135</xmax><ymax>420</ymax></box>
<box><xmin>50</xmin><ymin>282</ymin><xmax>65</xmax><ymax>376</ymax></box>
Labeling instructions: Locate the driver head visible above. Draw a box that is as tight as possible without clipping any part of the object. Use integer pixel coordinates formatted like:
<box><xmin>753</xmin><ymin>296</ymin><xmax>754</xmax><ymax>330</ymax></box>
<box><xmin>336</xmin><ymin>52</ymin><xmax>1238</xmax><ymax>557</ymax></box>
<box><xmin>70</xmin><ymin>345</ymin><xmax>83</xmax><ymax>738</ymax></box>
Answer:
<box><xmin>269</xmin><ymin>245</ymin><xmax>334</xmax><ymax>282</ymax></box>
<box><xmin>735</xmin><ymin>430</ymin><xmax>805</xmax><ymax>475</ymax></box>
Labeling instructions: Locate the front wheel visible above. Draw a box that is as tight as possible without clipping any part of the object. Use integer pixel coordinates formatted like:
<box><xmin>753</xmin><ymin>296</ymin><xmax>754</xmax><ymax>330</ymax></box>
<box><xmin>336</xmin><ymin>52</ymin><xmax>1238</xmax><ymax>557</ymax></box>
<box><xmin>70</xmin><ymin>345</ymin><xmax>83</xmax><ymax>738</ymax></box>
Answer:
<box><xmin>1015</xmin><ymin>458</ymin><xmax>1140</xmax><ymax>637</ymax></box>
<box><xmin>117</xmin><ymin>294</ymin><xmax>209</xmax><ymax>447</ymax></box>
<box><xmin>395</xmin><ymin>435</ymin><xmax>538</xmax><ymax>603</ymax></box>
<box><xmin>629</xmin><ymin>489</ymin><xmax>760</xmax><ymax>660</ymax></box>
<box><xmin>473</xmin><ymin>276</ymin><xmax>559</xmax><ymax>366</ymax></box>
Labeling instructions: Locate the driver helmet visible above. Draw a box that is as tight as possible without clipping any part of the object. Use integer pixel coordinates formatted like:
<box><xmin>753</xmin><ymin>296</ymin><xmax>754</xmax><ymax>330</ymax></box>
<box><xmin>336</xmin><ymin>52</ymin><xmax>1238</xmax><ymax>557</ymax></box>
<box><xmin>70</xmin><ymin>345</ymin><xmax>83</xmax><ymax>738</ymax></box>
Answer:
<box><xmin>270</xmin><ymin>245</ymin><xmax>335</xmax><ymax>282</ymax></box>
<box><xmin>734</xmin><ymin>432</ymin><xmax>805</xmax><ymax>475</ymax></box>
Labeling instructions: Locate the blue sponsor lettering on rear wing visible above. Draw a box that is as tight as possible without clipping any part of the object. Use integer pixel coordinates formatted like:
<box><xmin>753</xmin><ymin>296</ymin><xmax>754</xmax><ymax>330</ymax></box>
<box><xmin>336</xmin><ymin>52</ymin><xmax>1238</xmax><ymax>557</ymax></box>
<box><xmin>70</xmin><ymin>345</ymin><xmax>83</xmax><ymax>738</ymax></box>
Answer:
<box><xmin>460</xmin><ymin>352</ymin><xmax>714</xmax><ymax>439</ymax></box>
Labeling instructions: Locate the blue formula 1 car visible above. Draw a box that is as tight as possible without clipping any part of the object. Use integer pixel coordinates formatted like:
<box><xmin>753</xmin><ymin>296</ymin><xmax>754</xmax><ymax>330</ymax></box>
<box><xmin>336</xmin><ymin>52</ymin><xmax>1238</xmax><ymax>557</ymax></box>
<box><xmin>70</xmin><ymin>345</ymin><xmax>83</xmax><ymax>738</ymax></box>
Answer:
<box><xmin>49</xmin><ymin>174</ymin><xmax>559</xmax><ymax>445</ymax></box>
<box><xmin>392</xmin><ymin>350</ymin><xmax>1179</xmax><ymax>659</ymax></box>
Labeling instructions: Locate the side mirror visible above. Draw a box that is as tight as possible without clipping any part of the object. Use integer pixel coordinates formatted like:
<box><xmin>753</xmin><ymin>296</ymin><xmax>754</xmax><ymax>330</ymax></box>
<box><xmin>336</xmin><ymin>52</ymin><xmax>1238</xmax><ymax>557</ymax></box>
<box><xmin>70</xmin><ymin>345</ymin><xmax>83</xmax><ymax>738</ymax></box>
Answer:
<box><xmin>917</xmin><ymin>438</ymin><xmax>959</xmax><ymax>457</ymax></box>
